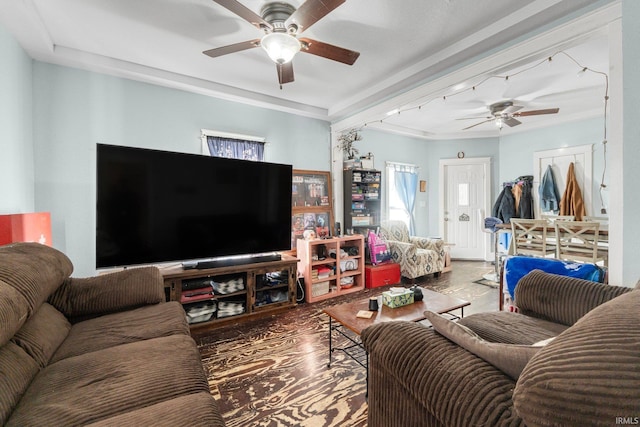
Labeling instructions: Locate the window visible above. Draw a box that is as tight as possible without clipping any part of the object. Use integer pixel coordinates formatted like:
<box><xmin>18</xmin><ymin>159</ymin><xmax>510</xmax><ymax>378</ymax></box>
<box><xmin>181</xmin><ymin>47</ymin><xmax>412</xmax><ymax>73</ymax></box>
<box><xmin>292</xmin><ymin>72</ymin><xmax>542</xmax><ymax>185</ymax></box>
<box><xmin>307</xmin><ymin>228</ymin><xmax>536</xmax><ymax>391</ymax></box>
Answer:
<box><xmin>387</xmin><ymin>171</ymin><xmax>410</xmax><ymax>226</ymax></box>
<box><xmin>201</xmin><ymin>129</ymin><xmax>265</xmax><ymax>161</ymax></box>
<box><xmin>386</xmin><ymin>162</ymin><xmax>419</xmax><ymax>233</ymax></box>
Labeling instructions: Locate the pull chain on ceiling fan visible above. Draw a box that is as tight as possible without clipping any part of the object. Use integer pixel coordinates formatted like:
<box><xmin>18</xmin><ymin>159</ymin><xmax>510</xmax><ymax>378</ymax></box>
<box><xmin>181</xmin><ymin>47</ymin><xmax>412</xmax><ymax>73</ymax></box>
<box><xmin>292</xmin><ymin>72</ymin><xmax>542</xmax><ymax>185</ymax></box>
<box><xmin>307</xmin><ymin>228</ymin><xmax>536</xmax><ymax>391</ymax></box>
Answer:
<box><xmin>203</xmin><ymin>0</ymin><xmax>360</xmax><ymax>88</ymax></box>
<box><xmin>458</xmin><ymin>101</ymin><xmax>560</xmax><ymax>130</ymax></box>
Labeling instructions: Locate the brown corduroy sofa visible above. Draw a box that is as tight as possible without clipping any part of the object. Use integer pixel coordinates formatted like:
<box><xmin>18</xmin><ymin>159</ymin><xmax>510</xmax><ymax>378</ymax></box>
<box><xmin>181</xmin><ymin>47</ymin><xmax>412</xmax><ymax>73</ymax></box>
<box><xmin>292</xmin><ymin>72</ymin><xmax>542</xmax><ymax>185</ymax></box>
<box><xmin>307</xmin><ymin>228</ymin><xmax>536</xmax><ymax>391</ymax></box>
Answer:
<box><xmin>361</xmin><ymin>270</ymin><xmax>640</xmax><ymax>427</ymax></box>
<box><xmin>0</xmin><ymin>242</ymin><xmax>225</xmax><ymax>426</ymax></box>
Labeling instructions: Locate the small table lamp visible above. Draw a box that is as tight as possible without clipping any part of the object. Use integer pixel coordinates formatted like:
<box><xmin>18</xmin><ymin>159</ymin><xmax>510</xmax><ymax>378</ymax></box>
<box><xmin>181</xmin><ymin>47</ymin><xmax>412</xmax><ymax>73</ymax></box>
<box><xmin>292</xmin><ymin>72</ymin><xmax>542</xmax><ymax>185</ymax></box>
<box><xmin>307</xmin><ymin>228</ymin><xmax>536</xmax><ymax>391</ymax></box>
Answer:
<box><xmin>0</xmin><ymin>212</ymin><xmax>52</xmax><ymax>246</ymax></box>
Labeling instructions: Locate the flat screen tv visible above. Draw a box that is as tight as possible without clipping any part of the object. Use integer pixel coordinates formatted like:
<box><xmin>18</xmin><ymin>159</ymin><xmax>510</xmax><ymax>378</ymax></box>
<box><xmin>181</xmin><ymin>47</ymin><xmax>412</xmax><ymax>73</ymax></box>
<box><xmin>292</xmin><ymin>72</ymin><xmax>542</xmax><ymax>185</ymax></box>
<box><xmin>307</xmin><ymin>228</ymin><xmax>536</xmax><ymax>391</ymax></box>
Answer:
<box><xmin>96</xmin><ymin>144</ymin><xmax>292</xmax><ymax>269</ymax></box>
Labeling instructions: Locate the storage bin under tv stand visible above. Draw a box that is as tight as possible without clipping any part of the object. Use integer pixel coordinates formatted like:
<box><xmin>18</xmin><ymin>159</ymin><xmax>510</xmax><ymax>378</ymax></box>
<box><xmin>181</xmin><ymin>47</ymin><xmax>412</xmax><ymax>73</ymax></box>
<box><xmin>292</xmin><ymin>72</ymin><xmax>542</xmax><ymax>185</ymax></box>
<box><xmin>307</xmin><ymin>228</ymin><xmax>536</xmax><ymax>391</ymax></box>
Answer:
<box><xmin>161</xmin><ymin>254</ymin><xmax>298</xmax><ymax>329</ymax></box>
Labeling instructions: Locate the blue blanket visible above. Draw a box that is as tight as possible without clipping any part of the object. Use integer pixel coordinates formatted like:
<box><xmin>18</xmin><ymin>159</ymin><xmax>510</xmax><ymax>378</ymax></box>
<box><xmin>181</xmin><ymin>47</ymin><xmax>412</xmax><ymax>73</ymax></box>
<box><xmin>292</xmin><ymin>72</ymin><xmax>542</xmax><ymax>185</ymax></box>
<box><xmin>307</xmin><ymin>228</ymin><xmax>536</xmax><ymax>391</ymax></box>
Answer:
<box><xmin>504</xmin><ymin>256</ymin><xmax>604</xmax><ymax>299</ymax></box>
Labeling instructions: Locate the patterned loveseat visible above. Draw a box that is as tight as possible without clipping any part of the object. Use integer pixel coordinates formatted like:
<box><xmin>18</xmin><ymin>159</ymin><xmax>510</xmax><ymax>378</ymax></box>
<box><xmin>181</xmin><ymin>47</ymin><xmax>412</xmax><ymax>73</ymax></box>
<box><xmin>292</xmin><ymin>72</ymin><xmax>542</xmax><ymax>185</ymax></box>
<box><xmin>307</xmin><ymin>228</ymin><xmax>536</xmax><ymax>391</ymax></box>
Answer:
<box><xmin>379</xmin><ymin>220</ymin><xmax>444</xmax><ymax>280</ymax></box>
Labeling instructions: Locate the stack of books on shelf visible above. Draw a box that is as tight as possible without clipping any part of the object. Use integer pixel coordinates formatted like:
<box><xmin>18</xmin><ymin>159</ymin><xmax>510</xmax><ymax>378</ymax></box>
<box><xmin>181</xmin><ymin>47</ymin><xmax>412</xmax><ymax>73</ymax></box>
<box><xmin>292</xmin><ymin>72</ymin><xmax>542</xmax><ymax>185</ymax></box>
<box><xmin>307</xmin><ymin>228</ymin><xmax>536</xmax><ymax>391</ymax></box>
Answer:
<box><xmin>311</xmin><ymin>266</ymin><xmax>331</xmax><ymax>297</ymax></box>
<box><xmin>312</xmin><ymin>266</ymin><xmax>332</xmax><ymax>280</ymax></box>
<box><xmin>364</xmin><ymin>183</ymin><xmax>380</xmax><ymax>200</ymax></box>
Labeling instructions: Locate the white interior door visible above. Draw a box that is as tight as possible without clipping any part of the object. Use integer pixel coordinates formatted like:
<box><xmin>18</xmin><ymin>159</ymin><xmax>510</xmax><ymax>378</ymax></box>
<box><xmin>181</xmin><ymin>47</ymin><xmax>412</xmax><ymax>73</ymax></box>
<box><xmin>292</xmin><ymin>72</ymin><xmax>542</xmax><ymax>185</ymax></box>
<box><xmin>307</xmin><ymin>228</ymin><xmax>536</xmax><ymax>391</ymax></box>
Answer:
<box><xmin>439</xmin><ymin>158</ymin><xmax>491</xmax><ymax>260</ymax></box>
<box><xmin>532</xmin><ymin>144</ymin><xmax>593</xmax><ymax>218</ymax></box>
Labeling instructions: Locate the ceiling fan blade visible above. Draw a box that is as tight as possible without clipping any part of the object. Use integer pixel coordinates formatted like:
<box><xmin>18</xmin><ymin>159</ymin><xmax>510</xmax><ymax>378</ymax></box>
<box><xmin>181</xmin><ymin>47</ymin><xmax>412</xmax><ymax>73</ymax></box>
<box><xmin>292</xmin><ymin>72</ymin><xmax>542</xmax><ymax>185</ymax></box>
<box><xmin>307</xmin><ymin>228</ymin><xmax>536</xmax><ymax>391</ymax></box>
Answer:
<box><xmin>203</xmin><ymin>39</ymin><xmax>261</xmax><ymax>58</ymax></box>
<box><xmin>299</xmin><ymin>37</ymin><xmax>359</xmax><ymax>65</ymax></box>
<box><xmin>502</xmin><ymin>105</ymin><xmax>523</xmax><ymax>115</ymax></box>
<box><xmin>456</xmin><ymin>116</ymin><xmax>493</xmax><ymax>121</ymax></box>
<box><xmin>463</xmin><ymin>118</ymin><xmax>494</xmax><ymax>130</ymax></box>
<box><xmin>514</xmin><ymin>108</ymin><xmax>560</xmax><ymax>117</ymax></box>
<box><xmin>286</xmin><ymin>0</ymin><xmax>345</xmax><ymax>33</ymax></box>
<box><xmin>277</xmin><ymin>62</ymin><xmax>294</xmax><ymax>87</ymax></box>
<box><xmin>503</xmin><ymin>117</ymin><xmax>522</xmax><ymax>127</ymax></box>
<box><xmin>211</xmin><ymin>0</ymin><xmax>272</xmax><ymax>30</ymax></box>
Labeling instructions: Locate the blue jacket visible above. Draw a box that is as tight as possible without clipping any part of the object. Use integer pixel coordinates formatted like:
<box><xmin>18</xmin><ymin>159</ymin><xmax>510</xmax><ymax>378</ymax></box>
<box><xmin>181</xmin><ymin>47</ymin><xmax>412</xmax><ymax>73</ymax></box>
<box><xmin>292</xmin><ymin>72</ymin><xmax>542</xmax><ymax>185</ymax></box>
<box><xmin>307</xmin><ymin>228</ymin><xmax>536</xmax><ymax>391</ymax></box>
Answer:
<box><xmin>539</xmin><ymin>165</ymin><xmax>560</xmax><ymax>213</ymax></box>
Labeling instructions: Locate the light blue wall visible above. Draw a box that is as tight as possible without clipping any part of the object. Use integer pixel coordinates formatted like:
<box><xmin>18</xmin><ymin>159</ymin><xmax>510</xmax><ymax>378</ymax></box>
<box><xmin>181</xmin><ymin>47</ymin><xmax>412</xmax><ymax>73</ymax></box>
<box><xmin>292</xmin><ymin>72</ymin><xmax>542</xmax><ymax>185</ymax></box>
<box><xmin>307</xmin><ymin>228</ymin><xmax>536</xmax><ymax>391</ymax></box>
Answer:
<box><xmin>621</xmin><ymin>0</ymin><xmax>640</xmax><ymax>285</ymax></box>
<box><xmin>0</xmin><ymin>25</ymin><xmax>34</xmax><ymax>213</ymax></box>
<box><xmin>358</xmin><ymin>130</ymin><xmax>500</xmax><ymax>236</ymax></box>
<box><xmin>499</xmin><ymin>117</ymin><xmax>607</xmax><ymax>215</ymax></box>
<box><xmin>3</xmin><ymin>1</ymin><xmax>639</xmax><ymax>283</ymax></box>
<box><xmin>31</xmin><ymin>62</ymin><xmax>330</xmax><ymax>276</ymax></box>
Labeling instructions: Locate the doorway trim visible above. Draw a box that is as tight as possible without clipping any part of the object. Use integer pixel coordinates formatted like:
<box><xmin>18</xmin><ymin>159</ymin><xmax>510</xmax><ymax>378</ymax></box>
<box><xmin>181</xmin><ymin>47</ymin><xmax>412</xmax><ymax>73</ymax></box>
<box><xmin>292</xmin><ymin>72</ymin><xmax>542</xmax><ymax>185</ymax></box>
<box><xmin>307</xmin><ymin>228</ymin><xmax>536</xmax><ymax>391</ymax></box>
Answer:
<box><xmin>439</xmin><ymin>157</ymin><xmax>492</xmax><ymax>261</ymax></box>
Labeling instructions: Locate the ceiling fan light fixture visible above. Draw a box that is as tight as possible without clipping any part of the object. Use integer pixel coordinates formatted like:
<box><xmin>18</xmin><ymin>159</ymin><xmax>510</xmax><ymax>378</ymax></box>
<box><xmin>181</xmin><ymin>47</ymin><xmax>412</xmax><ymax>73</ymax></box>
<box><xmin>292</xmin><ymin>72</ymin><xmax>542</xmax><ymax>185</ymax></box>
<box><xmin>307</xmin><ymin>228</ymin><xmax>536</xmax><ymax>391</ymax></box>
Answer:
<box><xmin>261</xmin><ymin>32</ymin><xmax>300</xmax><ymax>64</ymax></box>
<box><xmin>495</xmin><ymin>118</ymin><xmax>503</xmax><ymax>129</ymax></box>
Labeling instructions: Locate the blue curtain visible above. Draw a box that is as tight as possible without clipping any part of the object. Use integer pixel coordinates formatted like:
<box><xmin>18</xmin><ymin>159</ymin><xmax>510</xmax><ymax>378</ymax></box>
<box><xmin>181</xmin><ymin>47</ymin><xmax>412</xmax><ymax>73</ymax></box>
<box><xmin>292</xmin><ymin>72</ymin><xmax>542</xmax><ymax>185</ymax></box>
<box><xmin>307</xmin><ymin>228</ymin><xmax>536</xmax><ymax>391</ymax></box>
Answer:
<box><xmin>395</xmin><ymin>170</ymin><xmax>418</xmax><ymax>234</ymax></box>
<box><xmin>207</xmin><ymin>136</ymin><xmax>264</xmax><ymax>161</ymax></box>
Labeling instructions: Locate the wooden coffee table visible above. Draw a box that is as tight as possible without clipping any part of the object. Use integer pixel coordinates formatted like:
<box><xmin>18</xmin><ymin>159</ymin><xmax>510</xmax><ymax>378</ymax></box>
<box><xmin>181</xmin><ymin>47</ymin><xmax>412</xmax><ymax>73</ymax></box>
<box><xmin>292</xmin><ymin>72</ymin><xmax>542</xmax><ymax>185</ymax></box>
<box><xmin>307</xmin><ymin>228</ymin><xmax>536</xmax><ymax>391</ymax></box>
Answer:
<box><xmin>323</xmin><ymin>288</ymin><xmax>470</xmax><ymax>395</ymax></box>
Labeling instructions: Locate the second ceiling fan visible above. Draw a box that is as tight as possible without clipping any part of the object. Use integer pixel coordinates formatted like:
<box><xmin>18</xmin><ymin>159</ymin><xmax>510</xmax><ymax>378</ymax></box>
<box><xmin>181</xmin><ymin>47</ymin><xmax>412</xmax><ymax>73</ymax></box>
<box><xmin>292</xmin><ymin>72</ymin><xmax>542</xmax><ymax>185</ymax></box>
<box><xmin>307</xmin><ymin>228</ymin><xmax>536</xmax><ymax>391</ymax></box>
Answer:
<box><xmin>203</xmin><ymin>0</ymin><xmax>360</xmax><ymax>87</ymax></box>
<box><xmin>459</xmin><ymin>101</ymin><xmax>560</xmax><ymax>130</ymax></box>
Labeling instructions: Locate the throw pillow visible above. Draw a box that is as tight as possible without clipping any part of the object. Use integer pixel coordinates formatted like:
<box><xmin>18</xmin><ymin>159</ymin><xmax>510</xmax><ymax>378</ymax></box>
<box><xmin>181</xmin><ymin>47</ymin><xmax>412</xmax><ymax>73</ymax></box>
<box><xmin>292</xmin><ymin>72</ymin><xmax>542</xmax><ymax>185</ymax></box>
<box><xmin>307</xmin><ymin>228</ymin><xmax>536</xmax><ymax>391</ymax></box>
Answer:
<box><xmin>425</xmin><ymin>311</ymin><xmax>543</xmax><ymax>380</ymax></box>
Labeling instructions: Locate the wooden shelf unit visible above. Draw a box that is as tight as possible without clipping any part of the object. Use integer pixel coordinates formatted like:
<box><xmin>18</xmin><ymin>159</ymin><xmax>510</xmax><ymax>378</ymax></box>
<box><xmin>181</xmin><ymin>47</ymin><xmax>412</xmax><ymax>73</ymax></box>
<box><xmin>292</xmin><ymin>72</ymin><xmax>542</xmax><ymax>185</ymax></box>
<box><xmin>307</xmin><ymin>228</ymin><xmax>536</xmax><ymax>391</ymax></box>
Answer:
<box><xmin>297</xmin><ymin>235</ymin><xmax>365</xmax><ymax>303</ymax></box>
<box><xmin>161</xmin><ymin>255</ymin><xmax>298</xmax><ymax>329</ymax></box>
<box><xmin>343</xmin><ymin>169</ymin><xmax>382</xmax><ymax>235</ymax></box>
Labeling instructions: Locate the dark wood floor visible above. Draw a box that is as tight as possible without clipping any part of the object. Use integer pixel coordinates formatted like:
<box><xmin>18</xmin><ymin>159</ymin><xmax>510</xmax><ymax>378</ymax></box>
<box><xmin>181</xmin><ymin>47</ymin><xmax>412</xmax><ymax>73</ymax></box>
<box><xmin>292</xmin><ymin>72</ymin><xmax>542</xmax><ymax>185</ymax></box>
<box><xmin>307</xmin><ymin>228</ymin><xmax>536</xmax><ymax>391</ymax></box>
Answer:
<box><xmin>194</xmin><ymin>260</ymin><xmax>499</xmax><ymax>427</ymax></box>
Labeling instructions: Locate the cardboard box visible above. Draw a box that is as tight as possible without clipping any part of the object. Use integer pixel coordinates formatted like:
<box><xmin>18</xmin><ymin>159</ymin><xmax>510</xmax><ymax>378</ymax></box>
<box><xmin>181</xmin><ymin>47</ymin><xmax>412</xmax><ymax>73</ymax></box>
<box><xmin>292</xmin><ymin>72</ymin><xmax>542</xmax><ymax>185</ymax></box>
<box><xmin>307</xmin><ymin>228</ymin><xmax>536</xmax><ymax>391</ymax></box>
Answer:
<box><xmin>382</xmin><ymin>288</ymin><xmax>414</xmax><ymax>308</ymax></box>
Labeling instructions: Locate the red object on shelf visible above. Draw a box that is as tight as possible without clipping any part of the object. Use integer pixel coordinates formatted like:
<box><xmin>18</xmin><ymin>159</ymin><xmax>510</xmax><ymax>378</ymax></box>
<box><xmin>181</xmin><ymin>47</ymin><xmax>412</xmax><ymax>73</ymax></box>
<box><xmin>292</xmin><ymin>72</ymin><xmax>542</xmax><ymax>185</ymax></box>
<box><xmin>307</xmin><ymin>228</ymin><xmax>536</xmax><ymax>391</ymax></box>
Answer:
<box><xmin>0</xmin><ymin>212</ymin><xmax>52</xmax><ymax>246</ymax></box>
<box><xmin>180</xmin><ymin>291</ymin><xmax>214</xmax><ymax>303</ymax></box>
<box><xmin>365</xmin><ymin>263</ymin><xmax>401</xmax><ymax>288</ymax></box>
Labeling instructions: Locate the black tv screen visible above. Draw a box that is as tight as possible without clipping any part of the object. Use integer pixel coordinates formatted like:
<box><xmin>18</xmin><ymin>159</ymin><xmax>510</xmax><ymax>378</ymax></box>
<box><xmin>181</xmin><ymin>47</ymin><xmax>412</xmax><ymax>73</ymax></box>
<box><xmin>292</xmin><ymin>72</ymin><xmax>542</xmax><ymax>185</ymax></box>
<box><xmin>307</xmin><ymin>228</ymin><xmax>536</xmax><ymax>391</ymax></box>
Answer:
<box><xmin>96</xmin><ymin>144</ymin><xmax>292</xmax><ymax>269</ymax></box>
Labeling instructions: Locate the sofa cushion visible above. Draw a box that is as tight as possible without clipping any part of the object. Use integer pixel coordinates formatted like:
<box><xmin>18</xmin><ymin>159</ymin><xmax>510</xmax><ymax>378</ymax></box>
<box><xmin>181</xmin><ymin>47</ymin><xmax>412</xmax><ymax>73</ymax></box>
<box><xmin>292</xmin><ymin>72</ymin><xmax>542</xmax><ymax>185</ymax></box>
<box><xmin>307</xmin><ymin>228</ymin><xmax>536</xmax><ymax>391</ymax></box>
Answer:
<box><xmin>458</xmin><ymin>311</ymin><xmax>568</xmax><ymax>344</ymax></box>
<box><xmin>426</xmin><ymin>311</ymin><xmax>545</xmax><ymax>380</ymax></box>
<box><xmin>11</xmin><ymin>303</ymin><xmax>70</xmax><ymax>367</ymax></box>
<box><xmin>6</xmin><ymin>334</ymin><xmax>212</xmax><ymax>427</ymax></box>
<box><xmin>85</xmin><ymin>392</ymin><xmax>225</xmax><ymax>427</ymax></box>
<box><xmin>513</xmin><ymin>290</ymin><xmax>640</xmax><ymax>426</ymax></box>
<box><xmin>0</xmin><ymin>243</ymin><xmax>73</xmax><ymax>312</ymax></box>
<box><xmin>51</xmin><ymin>301</ymin><xmax>189</xmax><ymax>363</ymax></box>
<box><xmin>514</xmin><ymin>269</ymin><xmax>630</xmax><ymax>326</ymax></box>
<box><xmin>48</xmin><ymin>266</ymin><xmax>165</xmax><ymax>320</ymax></box>
<box><xmin>0</xmin><ymin>243</ymin><xmax>72</xmax><ymax>344</ymax></box>
<box><xmin>0</xmin><ymin>342</ymin><xmax>39</xmax><ymax>426</ymax></box>
<box><xmin>0</xmin><ymin>282</ymin><xmax>30</xmax><ymax>347</ymax></box>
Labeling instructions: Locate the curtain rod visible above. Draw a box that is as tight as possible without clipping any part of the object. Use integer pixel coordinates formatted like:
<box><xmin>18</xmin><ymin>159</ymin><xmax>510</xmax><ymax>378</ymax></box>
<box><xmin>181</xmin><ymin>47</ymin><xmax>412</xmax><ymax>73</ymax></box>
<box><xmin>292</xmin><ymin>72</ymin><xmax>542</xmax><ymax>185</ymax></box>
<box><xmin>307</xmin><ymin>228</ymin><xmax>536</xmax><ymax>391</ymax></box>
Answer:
<box><xmin>386</xmin><ymin>161</ymin><xmax>419</xmax><ymax>168</ymax></box>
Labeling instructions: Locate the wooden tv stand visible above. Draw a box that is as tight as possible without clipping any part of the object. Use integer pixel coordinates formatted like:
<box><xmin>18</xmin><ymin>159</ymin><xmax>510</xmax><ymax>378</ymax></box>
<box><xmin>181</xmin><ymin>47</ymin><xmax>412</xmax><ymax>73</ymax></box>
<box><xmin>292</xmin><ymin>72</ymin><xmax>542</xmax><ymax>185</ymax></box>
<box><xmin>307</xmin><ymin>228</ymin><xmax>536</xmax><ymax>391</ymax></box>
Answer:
<box><xmin>161</xmin><ymin>254</ymin><xmax>298</xmax><ymax>329</ymax></box>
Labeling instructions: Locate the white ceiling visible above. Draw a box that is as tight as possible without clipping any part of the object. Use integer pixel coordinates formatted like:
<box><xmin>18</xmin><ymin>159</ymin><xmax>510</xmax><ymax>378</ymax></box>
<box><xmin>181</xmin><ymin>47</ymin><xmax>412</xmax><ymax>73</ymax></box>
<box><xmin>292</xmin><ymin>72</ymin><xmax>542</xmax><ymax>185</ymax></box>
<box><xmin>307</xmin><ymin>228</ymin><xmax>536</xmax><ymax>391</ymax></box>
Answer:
<box><xmin>0</xmin><ymin>0</ymin><xmax>613</xmax><ymax>139</ymax></box>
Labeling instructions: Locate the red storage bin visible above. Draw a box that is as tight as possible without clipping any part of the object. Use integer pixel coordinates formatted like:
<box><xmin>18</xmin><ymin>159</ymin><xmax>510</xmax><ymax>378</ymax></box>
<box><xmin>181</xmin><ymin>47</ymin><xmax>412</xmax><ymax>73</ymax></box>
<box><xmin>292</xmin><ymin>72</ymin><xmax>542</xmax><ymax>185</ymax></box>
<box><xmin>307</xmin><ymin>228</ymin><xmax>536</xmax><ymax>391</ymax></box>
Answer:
<box><xmin>365</xmin><ymin>263</ymin><xmax>401</xmax><ymax>288</ymax></box>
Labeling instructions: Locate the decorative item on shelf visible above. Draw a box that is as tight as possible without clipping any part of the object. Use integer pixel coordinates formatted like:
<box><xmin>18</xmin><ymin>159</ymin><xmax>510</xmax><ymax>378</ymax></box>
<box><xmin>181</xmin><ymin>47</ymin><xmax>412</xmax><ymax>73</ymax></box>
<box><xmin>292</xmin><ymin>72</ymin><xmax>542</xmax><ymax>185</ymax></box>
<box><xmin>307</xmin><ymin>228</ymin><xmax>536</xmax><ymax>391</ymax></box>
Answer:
<box><xmin>338</xmin><ymin>128</ymin><xmax>362</xmax><ymax>162</ymax></box>
<box><xmin>361</xmin><ymin>152</ymin><xmax>374</xmax><ymax>169</ymax></box>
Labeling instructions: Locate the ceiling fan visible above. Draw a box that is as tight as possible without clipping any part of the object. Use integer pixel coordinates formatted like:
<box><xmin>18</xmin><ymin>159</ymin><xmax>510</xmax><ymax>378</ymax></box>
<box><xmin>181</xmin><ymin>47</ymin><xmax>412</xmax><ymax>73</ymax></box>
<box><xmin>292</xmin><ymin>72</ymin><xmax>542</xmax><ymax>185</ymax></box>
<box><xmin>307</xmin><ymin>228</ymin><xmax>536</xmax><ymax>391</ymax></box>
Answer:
<box><xmin>458</xmin><ymin>101</ymin><xmax>559</xmax><ymax>130</ymax></box>
<box><xmin>203</xmin><ymin>0</ymin><xmax>360</xmax><ymax>88</ymax></box>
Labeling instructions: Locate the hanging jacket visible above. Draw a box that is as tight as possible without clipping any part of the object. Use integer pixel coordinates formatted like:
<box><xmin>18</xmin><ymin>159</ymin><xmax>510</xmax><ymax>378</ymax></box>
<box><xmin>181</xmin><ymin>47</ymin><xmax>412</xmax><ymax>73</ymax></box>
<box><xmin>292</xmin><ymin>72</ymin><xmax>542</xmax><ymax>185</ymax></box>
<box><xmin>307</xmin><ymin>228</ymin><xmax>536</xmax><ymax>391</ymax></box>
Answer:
<box><xmin>511</xmin><ymin>184</ymin><xmax>522</xmax><ymax>216</ymax></box>
<box><xmin>492</xmin><ymin>185</ymin><xmax>516</xmax><ymax>224</ymax></box>
<box><xmin>539</xmin><ymin>165</ymin><xmax>560</xmax><ymax>213</ymax></box>
<box><xmin>560</xmin><ymin>162</ymin><xmax>586</xmax><ymax>220</ymax></box>
<box><xmin>519</xmin><ymin>178</ymin><xmax>534</xmax><ymax>219</ymax></box>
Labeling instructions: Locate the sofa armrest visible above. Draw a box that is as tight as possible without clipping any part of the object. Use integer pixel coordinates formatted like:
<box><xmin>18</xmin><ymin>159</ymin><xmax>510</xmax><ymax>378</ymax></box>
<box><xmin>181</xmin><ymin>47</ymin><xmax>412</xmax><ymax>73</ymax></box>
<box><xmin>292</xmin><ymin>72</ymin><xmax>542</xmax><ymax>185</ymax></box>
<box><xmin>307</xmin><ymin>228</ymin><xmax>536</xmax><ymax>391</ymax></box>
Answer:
<box><xmin>385</xmin><ymin>240</ymin><xmax>417</xmax><ymax>261</ymax></box>
<box><xmin>409</xmin><ymin>236</ymin><xmax>443</xmax><ymax>252</ymax></box>
<box><xmin>515</xmin><ymin>270</ymin><xmax>631</xmax><ymax>326</ymax></box>
<box><xmin>361</xmin><ymin>322</ymin><xmax>522</xmax><ymax>427</ymax></box>
<box><xmin>48</xmin><ymin>267</ymin><xmax>165</xmax><ymax>321</ymax></box>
